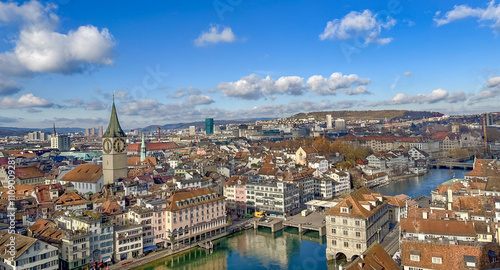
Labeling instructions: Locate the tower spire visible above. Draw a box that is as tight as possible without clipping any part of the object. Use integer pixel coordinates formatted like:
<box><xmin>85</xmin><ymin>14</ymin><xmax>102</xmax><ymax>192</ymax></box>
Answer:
<box><xmin>52</xmin><ymin>123</ymin><xmax>56</xmax><ymax>136</ymax></box>
<box><xmin>103</xmin><ymin>96</ymin><xmax>125</xmax><ymax>138</ymax></box>
<box><xmin>140</xmin><ymin>134</ymin><xmax>146</xmax><ymax>162</ymax></box>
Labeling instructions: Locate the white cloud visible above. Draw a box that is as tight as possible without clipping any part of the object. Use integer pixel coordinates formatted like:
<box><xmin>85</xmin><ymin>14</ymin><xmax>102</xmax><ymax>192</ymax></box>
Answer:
<box><xmin>194</xmin><ymin>25</ymin><xmax>237</xmax><ymax>47</ymax></box>
<box><xmin>319</xmin><ymin>10</ymin><xmax>396</xmax><ymax>44</ymax></box>
<box><xmin>365</xmin><ymin>89</ymin><xmax>466</xmax><ymax>106</ymax></box>
<box><xmin>0</xmin><ymin>93</ymin><xmax>53</xmax><ymax>108</ymax></box>
<box><xmin>0</xmin><ymin>1</ymin><xmax>115</xmax><ymax>78</ymax></box>
<box><xmin>14</xmin><ymin>26</ymin><xmax>114</xmax><ymax>74</ymax></box>
<box><xmin>216</xmin><ymin>74</ymin><xmax>305</xmax><ymax>100</ymax></box>
<box><xmin>404</xmin><ymin>71</ymin><xmax>411</xmax><ymax>76</ymax></box>
<box><xmin>472</xmin><ymin>76</ymin><xmax>500</xmax><ymax>101</ymax></box>
<box><xmin>186</xmin><ymin>95</ymin><xmax>215</xmax><ymax>105</ymax></box>
<box><xmin>306</xmin><ymin>72</ymin><xmax>371</xmax><ymax>95</ymax></box>
<box><xmin>168</xmin><ymin>87</ymin><xmax>201</xmax><ymax>99</ymax></box>
<box><xmin>435</xmin><ymin>1</ymin><xmax>500</xmax><ymax>33</ymax></box>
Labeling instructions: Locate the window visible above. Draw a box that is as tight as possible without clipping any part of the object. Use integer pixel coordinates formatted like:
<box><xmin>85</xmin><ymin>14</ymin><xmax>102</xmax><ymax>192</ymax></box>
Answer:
<box><xmin>343</xmin><ymin>219</ymin><xmax>347</xmax><ymax>225</ymax></box>
<box><xmin>355</xmin><ymin>220</ymin><xmax>360</xmax><ymax>226</ymax></box>
<box><xmin>356</xmin><ymin>244</ymin><xmax>361</xmax><ymax>249</ymax></box>
<box><xmin>356</xmin><ymin>232</ymin><xmax>361</xmax><ymax>237</ymax></box>
<box><xmin>331</xmin><ymin>217</ymin><xmax>335</xmax><ymax>223</ymax></box>
<box><xmin>331</xmin><ymin>229</ymin><xmax>336</xmax><ymax>234</ymax></box>
<box><xmin>432</xmin><ymin>257</ymin><xmax>442</xmax><ymax>264</ymax></box>
<box><xmin>344</xmin><ymin>242</ymin><xmax>348</xmax><ymax>248</ymax></box>
<box><xmin>410</xmin><ymin>255</ymin><xmax>420</xmax><ymax>262</ymax></box>
<box><xmin>331</xmin><ymin>240</ymin><xmax>337</xmax><ymax>246</ymax></box>
<box><xmin>343</xmin><ymin>230</ymin><xmax>348</xmax><ymax>236</ymax></box>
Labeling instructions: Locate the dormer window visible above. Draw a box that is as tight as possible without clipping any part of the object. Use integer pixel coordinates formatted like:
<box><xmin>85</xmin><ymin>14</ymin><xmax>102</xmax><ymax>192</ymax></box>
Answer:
<box><xmin>341</xmin><ymin>207</ymin><xmax>349</xmax><ymax>213</ymax></box>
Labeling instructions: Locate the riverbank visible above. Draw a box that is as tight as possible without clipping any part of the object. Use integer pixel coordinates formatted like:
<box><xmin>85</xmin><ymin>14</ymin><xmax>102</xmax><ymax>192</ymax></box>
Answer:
<box><xmin>372</xmin><ymin>168</ymin><xmax>469</xmax><ymax>198</ymax></box>
<box><xmin>389</xmin><ymin>173</ymin><xmax>419</xmax><ymax>181</ymax></box>
<box><xmin>110</xmin><ymin>217</ymin><xmax>253</xmax><ymax>270</ymax></box>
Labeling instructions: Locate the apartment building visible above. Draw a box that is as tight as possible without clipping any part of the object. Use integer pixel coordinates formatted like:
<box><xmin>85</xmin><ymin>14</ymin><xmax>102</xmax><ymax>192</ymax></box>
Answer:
<box><xmin>57</xmin><ymin>211</ymin><xmax>114</xmax><ymax>265</ymax></box>
<box><xmin>246</xmin><ymin>180</ymin><xmax>300</xmax><ymax>217</ymax></box>
<box><xmin>113</xmin><ymin>225</ymin><xmax>143</xmax><ymax>262</ymax></box>
<box><xmin>128</xmin><ymin>207</ymin><xmax>155</xmax><ymax>251</ymax></box>
<box><xmin>0</xmin><ymin>231</ymin><xmax>59</xmax><ymax>270</ymax></box>
<box><xmin>164</xmin><ymin>189</ymin><xmax>227</xmax><ymax>249</ymax></box>
<box><xmin>325</xmin><ymin>187</ymin><xmax>389</xmax><ymax>262</ymax></box>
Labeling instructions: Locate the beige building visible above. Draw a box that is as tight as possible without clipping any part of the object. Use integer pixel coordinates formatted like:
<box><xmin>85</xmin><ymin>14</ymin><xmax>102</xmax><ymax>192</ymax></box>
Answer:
<box><xmin>113</xmin><ymin>225</ymin><xmax>143</xmax><ymax>262</ymax></box>
<box><xmin>295</xmin><ymin>146</ymin><xmax>318</xmax><ymax>166</ymax></box>
<box><xmin>325</xmin><ymin>187</ymin><xmax>389</xmax><ymax>262</ymax></box>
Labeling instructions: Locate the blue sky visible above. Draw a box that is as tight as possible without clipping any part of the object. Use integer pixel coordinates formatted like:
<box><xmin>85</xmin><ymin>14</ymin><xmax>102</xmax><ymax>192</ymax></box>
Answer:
<box><xmin>0</xmin><ymin>0</ymin><xmax>500</xmax><ymax>129</ymax></box>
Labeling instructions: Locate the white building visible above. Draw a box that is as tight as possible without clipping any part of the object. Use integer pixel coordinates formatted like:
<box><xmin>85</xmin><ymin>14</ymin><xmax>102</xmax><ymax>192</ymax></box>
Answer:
<box><xmin>0</xmin><ymin>231</ymin><xmax>59</xmax><ymax>270</ymax></box>
<box><xmin>57</xmin><ymin>211</ymin><xmax>114</xmax><ymax>265</ymax></box>
<box><xmin>60</xmin><ymin>163</ymin><xmax>104</xmax><ymax>194</ymax></box>
<box><xmin>326</xmin><ymin>115</ymin><xmax>332</xmax><ymax>129</ymax></box>
<box><xmin>335</xmin><ymin>118</ymin><xmax>346</xmax><ymax>131</ymax></box>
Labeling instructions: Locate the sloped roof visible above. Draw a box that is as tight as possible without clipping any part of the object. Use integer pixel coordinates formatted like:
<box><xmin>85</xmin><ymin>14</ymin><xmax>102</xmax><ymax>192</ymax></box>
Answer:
<box><xmin>326</xmin><ymin>187</ymin><xmax>386</xmax><ymax>219</ymax></box>
<box><xmin>0</xmin><ymin>230</ymin><xmax>37</xmax><ymax>260</ymax></box>
<box><xmin>102</xmin><ymin>101</ymin><xmax>125</xmax><ymax>138</ymax></box>
<box><xmin>14</xmin><ymin>166</ymin><xmax>44</xmax><ymax>180</ymax></box>
<box><xmin>345</xmin><ymin>242</ymin><xmax>400</xmax><ymax>270</ymax></box>
<box><xmin>62</xmin><ymin>163</ymin><xmax>102</xmax><ymax>183</ymax></box>
<box><xmin>166</xmin><ymin>188</ymin><xmax>223</xmax><ymax>211</ymax></box>
<box><xmin>401</xmin><ymin>218</ymin><xmax>476</xmax><ymax>237</ymax></box>
<box><xmin>54</xmin><ymin>191</ymin><xmax>88</xmax><ymax>206</ymax></box>
<box><xmin>127</xmin><ymin>141</ymin><xmax>179</xmax><ymax>151</ymax></box>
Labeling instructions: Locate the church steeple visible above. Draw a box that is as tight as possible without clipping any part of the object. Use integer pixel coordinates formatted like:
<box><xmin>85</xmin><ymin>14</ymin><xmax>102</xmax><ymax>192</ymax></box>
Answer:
<box><xmin>52</xmin><ymin>123</ymin><xmax>56</xmax><ymax>136</ymax></box>
<box><xmin>140</xmin><ymin>134</ymin><xmax>146</xmax><ymax>162</ymax></box>
<box><xmin>103</xmin><ymin>97</ymin><xmax>125</xmax><ymax>138</ymax></box>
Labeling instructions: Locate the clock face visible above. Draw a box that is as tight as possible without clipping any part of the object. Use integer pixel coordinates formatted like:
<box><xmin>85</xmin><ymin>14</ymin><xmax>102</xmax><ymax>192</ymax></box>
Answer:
<box><xmin>103</xmin><ymin>139</ymin><xmax>112</xmax><ymax>154</ymax></box>
<box><xmin>113</xmin><ymin>138</ymin><xmax>126</xmax><ymax>153</ymax></box>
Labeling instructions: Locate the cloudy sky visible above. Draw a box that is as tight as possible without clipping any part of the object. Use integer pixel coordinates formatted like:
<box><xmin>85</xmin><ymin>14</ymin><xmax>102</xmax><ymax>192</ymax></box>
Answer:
<box><xmin>1</xmin><ymin>0</ymin><xmax>500</xmax><ymax>129</ymax></box>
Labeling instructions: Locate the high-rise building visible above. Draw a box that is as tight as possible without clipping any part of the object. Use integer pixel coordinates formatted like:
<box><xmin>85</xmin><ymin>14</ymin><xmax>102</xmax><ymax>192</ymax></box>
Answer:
<box><xmin>326</xmin><ymin>115</ymin><xmax>332</xmax><ymax>129</ymax></box>
<box><xmin>335</xmin><ymin>118</ymin><xmax>346</xmax><ymax>131</ymax></box>
<box><xmin>28</xmin><ymin>131</ymin><xmax>48</xmax><ymax>141</ymax></box>
<box><xmin>205</xmin><ymin>118</ymin><xmax>214</xmax><ymax>135</ymax></box>
<box><xmin>51</xmin><ymin>124</ymin><xmax>71</xmax><ymax>151</ymax></box>
<box><xmin>98</xmin><ymin>125</ymin><xmax>104</xmax><ymax>137</ymax></box>
<box><xmin>91</xmin><ymin>127</ymin><xmax>96</xmax><ymax>136</ymax></box>
<box><xmin>189</xmin><ymin>125</ymin><xmax>196</xmax><ymax>136</ymax></box>
<box><xmin>102</xmin><ymin>99</ymin><xmax>128</xmax><ymax>185</ymax></box>
<box><xmin>85</xmin><ymin>128</ymin><xmax>90</xmax><ymax>137</ymax></box>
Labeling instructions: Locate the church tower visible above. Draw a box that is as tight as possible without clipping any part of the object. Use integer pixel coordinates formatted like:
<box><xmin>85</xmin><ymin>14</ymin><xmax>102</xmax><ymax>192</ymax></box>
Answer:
<box><xmin>102</xmin><ymin>98</ymin><xmax>128</xmax><ymax>185</ymax></box>
<box><xmin>140</xmin><ymin>134</ymin><xmax>146</xmax><ymax>162</ymax></box>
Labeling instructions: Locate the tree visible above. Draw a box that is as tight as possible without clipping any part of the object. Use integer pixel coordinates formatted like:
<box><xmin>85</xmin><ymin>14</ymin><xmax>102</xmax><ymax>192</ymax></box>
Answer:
<box><xmin>227</xmin><ymin>215</ymin><xmax>232</xmax><ymax>224</ymax></box>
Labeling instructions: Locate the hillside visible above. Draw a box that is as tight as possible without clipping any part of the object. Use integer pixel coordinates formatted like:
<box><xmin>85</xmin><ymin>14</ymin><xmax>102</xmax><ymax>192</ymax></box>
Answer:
<box><xmin>291</xmin><ymin>110</ymin><xmax>443</xmax><ymax>121</ymax></box>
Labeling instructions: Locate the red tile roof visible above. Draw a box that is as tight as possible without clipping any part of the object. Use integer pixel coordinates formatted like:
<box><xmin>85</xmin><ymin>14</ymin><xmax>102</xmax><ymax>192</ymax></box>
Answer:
<box><xmin>127</xmin><ymin>142</ymin><xmax>179</xmax><ymax>152</ymax></box>
<box><xmin>14</xmin><ymin>166</ymin><xmax>44</xmax><ymax>180</ymax></box>
<box><xmin>326</xmin><ymin>187</ymin><xmax>387</xmax><ymax>219</ymax></box>
<box><xmin>62</xmin><ymin>163</ymin><xmax>102</xmax><ymax>183</ymax></box>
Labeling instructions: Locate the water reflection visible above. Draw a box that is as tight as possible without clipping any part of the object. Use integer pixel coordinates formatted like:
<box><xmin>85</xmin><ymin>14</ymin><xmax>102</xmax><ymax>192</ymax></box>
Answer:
<box><xmin>372</xmin><ymin>169</ymin><xmax>469</xmax><ymax>198</ymax></box>
<box><xmin>138</xmin><ymin>229</ymin><xmax>334</xmax><ymax>270</ymax></box>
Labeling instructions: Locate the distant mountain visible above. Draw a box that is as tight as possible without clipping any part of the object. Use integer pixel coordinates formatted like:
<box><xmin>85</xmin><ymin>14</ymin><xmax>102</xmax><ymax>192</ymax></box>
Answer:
<box><xmin>291</xmin><ymin>110</ymin><xmax>443</xmax><ymax>121</ymax></box>
<box><xmin>0</xmin><ymin>127</ymin><xmax>85</xmax><ymax>137</ymax></box>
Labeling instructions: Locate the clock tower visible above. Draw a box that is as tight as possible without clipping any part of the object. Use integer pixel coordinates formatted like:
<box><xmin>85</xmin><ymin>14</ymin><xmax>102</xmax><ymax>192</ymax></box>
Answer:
<box><xmin>102</xmin><ymin>98</ymin><xmax>127</xmax><ymax>185</ymax></box>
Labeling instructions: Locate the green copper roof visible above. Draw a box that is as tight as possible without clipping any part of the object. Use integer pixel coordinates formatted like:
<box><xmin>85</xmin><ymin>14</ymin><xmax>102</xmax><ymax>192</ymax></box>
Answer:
<box><xmin>103</xmin><ymin>101</ymin><xmax>125</xmax><ymax>138</ymax></box>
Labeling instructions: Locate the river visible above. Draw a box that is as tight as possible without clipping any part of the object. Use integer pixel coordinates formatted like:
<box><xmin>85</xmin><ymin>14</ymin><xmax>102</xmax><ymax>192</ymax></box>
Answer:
<box><xmin>137</xmin><ymin>168</ymin><xmax>470</xmax><ymax>270</ymax></box>
<box><xmin>371</xmin><ymin>168</ymin><xmax>469</xmax><ymax>198</ymax></box>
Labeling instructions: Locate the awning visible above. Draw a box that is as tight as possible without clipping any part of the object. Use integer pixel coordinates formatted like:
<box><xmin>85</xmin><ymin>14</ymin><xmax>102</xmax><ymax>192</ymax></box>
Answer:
<box><xmin>103</xmin><ymin>256</ymin><xmax>111</xmax><ymax>262</ymax></box>
<box><xmin>143</xmin><ymin>245</ymin><xmax>158</xmax><ymax>252</ymax></box>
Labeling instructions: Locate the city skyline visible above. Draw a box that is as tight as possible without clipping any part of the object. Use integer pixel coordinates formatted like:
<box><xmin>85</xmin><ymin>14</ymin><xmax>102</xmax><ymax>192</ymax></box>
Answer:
<box><xmin>0</xmin><ymin>0</ymin><xmax>500</xmax><ymax>128</ymax></box>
